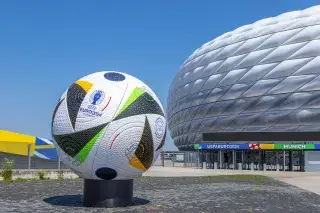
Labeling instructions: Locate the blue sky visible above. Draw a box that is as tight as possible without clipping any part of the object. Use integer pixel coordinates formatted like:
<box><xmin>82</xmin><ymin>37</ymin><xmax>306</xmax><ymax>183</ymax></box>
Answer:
<box><xmin>0</xmin><ymin>0</ymin><xmax>318</xmax><ymax>151</ymax></box>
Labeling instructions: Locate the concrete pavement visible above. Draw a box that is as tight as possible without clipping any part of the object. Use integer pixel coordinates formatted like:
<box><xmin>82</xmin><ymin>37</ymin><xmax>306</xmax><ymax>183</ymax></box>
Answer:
<box><xmin>144</xmin><ymin>166</ymin><xmax>320</xmax><ymax>178</ymax></box>
<box><xmin>144</xmin><ymin>166</ymin><xmax>320</xmax><ymax>195</ymax></box>
<box><xmin>273</xmin><ymin>176</ymin><xmax>320</xmax><ymax>195</ymax></box>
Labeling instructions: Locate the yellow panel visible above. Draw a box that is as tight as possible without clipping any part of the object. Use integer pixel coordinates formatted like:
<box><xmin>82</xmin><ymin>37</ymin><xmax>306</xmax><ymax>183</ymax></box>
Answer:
<box><xmin>0</xmin><ymin>141</ymin><xmax>35</xmax><ymax>156</ymax></box>
<box><xmin>129</xmin><ymin>154</ymin><xmax>147</xmax><ymax>171</ymax></box>
<box><xmin>0</xmin><ymin>130</ymin><xmax>36</xmax><ymax>156</ymax></box>
<box><xmin>76</xmin><ymin>80</ymin><xmax>93</xmax><ymax>92</ymax></box>
<box><xmin>0</xmin><ymin>130</ymin><xmax>35</xmax><ymax>143</ymax></box>
<box><xmin>260</xmin><ymin>144</ymin><xmax>275</xmax><ymax>150</ymax></box>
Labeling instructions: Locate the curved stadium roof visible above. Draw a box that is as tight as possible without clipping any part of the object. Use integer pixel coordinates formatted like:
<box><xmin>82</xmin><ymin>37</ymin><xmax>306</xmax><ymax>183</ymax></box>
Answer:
<box><xmin>167</xmin><ymin>5</ymin><xmax>320</xmax><ymax>151</ymax></box>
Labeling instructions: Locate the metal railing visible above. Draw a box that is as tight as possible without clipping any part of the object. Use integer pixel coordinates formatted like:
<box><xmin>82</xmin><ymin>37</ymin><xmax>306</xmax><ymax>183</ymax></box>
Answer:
<box><xmin>0</xmin><ymin>152</ymin><xmax>68</xmax><ymax>170</ymax></box>
<box><xmin>153</xmin><ymin>151</ymin><xmax>305</xmax><ymax>172</ymax></box>
<box><xmin>153</xmin><ymin>151</ymin><xmax>202</xmax><ymax>168</ymax></box>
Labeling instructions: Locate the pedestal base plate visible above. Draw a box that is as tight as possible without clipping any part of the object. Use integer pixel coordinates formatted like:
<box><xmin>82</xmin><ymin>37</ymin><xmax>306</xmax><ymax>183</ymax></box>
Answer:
<box><xmin>83</xmin><ymin>179</ymin><xmax>133</xmax><ymax>208</ymax></box>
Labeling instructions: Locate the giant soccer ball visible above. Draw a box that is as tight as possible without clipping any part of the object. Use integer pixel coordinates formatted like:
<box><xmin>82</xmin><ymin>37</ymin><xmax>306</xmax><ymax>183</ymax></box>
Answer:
<box><xmin>51</xmin><ymin>71</ymin><xmax>166</xmax><ymax>180</ymax></box>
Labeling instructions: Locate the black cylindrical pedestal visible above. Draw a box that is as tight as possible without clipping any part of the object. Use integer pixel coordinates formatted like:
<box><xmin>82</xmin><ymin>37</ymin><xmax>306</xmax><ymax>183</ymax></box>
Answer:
<box><xmin>83</xmin><ymin>179</ymin><xmax>133</xmax><ymax>208</ymax></box>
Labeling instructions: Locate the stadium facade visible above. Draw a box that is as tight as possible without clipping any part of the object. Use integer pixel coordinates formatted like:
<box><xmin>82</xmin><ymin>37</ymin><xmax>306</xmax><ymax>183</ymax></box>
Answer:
<box><xmin>167</xmin><ymin>5</ymin><xmax>320</xmax><ymax>172</ymax></box>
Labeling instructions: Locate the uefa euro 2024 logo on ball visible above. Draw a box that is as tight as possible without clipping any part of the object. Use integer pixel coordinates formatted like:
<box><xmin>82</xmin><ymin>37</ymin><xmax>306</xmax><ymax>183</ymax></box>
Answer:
<box><xmin>90</xmin><ymin>90</ymin><xmax>105</xmax><ymax>106</ymax></box>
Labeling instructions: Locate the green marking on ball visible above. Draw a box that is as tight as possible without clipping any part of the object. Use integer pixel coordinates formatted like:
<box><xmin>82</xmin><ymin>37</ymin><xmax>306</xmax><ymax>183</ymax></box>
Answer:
<box><xmin>74</xmin><ymin>128</ymin><xmax>105</xmax><ymax>163</ymax></box>
<box><xmin>115</xmin><ymin>87</ymin><xmax>145</xmax><ymax>117</ymax></box>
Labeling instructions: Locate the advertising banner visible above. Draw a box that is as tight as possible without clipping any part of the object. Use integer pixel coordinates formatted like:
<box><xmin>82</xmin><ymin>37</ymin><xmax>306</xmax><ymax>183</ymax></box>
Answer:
<box><xmin>274</xmin><ymin>144</ymin><xmax>315</xmax><ymax>150</ymax></box>
<box><xmin>194</xmin><ymin>143</ymin><xmax>320</xmax><ymax>150</ymax></box>
<box><xmin>197</xmin><ymin>144</ymin><xmax>249</xmax><ymax>150</ymax></box>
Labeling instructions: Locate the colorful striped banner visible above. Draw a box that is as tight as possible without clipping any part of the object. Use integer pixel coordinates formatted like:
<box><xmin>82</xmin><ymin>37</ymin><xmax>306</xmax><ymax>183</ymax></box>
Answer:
<box><xmin>195</xmin><ymin>143</ymin><xmax>320</xmax><ymax>150</ymax></box>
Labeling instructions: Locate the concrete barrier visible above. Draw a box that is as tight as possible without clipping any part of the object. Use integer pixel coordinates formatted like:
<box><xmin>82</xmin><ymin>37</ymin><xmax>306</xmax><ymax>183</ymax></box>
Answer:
<box><xmin>214</xmin><ymin>162</ymin><xmax>218</xmax><ymax>170</ymax></box>
<box><xmin>202</xmin><ymin>162</ymin><xmax>206</xmax><ymax>170</ymax></box>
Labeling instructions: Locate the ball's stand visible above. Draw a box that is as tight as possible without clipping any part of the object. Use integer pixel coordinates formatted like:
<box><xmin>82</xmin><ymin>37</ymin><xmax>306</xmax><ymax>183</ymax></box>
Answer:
<box><xmin>83</xmin><ymin>179</ymin><xmax>133</xmax><ymax>208</ymax></box>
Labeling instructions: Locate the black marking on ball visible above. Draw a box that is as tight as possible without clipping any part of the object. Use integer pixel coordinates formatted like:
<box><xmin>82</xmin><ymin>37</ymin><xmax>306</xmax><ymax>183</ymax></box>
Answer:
<box><xmin>58</xmin><ymin>136</ymin><xmax>80</xmax><ymax>157</ymax></box>
<box><xmin>52</xmin><ymin>123</ymin><xmax>108</xmax><ymax>158</ymax></box>
<box><xmin>51</xmin><ymin>98</ymin><xmax>64</xmax><ymax>128</ymax></box>
<box><xmin>104</xmin><ymin>72</ymin><xmax>126</xmax><ymax>81</ymax></box>
<box><xmin>95</xmin><ymin>167</ymin><xmax>117</xmax><ymax>180</ymax></box>
<box><xmin>67</xmin><ymin>83</ymin><xmax>87</xmax><ymax>129</ymax></box>
<box><xmin>156</xmin><ymin>128</ymin><xmax>166</xmax><ymax>151</ymax></box>
<box><xmin>134</xmin><ymin>116</ymin><xmax>154</xmax><ymax>170</ymax></box>
<box><xmin>114</xmin><ymin>92</ymin><xmax>164</xmax><ymax>121</ymax></box>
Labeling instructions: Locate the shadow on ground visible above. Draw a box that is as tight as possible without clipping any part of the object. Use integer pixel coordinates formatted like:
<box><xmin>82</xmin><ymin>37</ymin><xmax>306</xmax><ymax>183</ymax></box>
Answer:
<box><xmin>43</xmin><ymin>195</ymin><xmax>149</xmax><ymax>208</ymax></box>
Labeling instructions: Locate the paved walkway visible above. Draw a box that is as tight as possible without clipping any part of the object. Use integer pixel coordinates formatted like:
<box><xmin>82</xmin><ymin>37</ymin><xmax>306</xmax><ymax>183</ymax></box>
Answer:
<box><xmin>273</xmin><ymin>176</ymin><xmax>320</xmax><ymax>195</ymax></box>
<box><xmin>144</xmin><ymin>166</ymin><xmax>320</xmax><ymax>177</ymax></box>
<box><xmin>144</xmin><ymin>166</ymin><xmax>320</xmax><ymax>195</ymax></box>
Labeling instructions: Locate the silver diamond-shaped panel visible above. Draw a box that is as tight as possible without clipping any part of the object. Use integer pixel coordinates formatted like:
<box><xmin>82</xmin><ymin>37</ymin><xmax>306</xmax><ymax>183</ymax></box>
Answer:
<box><xmin>167</xmin><ymin>5</ymin><xmax>320</xmax><ymax>151</ymax></box>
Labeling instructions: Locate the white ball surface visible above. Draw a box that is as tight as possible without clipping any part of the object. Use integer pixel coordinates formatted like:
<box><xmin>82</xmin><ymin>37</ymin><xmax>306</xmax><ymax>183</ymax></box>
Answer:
<box><xmin>51</xmin><ymin>71</ymin><xmax>166</xmax><ymax>180</ymax></box>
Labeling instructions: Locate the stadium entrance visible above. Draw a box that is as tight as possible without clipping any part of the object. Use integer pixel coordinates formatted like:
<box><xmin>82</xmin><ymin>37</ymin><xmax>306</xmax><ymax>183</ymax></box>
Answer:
<box><xmin>197</xmin><ymin>132</ymin><xmax>320</xmax><ymax>172</ymax></box>
<box><xmin>201</xmin><ymin>149</ymin><xmax>305</xmax><ymax>171</ymax></box>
